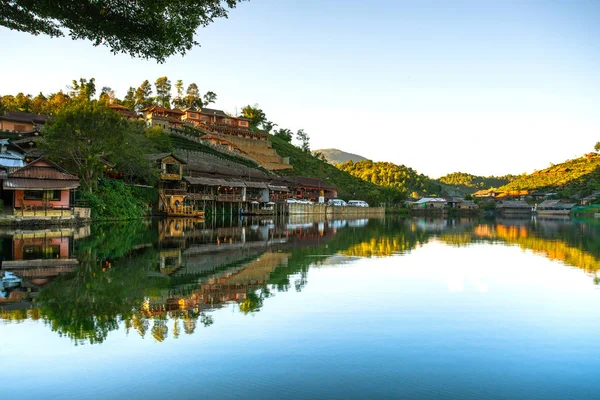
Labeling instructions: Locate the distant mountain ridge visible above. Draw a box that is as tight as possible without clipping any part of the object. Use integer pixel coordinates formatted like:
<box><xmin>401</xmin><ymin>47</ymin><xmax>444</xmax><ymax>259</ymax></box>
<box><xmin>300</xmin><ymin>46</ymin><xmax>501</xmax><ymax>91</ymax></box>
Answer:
<box><xmin>437</xmin><ymin>172</ymin><xmax>516</xmax><ymax>194</ymax></box>
<box><xmin>313</xmin><ymin>148</ymin><xmax>368</xmax><ymax>164</ymax></box>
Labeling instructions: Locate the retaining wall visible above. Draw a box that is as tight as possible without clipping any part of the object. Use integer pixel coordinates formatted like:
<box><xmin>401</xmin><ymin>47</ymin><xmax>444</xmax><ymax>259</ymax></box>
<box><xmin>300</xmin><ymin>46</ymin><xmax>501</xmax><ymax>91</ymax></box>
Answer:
<box><xmin>287</xmin><ymin>204</ymin><xmax>385</xmax><ymax>218</ymax></box>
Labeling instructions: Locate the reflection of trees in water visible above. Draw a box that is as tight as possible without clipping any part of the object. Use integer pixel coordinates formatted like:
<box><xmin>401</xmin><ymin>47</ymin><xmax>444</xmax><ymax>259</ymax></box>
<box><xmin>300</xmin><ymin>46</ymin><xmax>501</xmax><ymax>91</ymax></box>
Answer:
<box><xmin>8</xmin><ymin>217</ymin><xmax>599</xmax><ymax>344</ymax></box>
<box><xmin>440</xmin><ymin>220</ymin><xmax>600</xmax><ymax>276</ymax></box>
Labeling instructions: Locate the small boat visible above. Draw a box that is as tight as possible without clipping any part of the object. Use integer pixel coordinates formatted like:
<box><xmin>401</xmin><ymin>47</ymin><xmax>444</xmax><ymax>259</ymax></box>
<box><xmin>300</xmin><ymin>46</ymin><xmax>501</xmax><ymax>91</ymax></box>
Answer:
<box><xmin>2</xmin><ymin>271</ymin><xmax>22</xmax><ymax>288</ymax></box>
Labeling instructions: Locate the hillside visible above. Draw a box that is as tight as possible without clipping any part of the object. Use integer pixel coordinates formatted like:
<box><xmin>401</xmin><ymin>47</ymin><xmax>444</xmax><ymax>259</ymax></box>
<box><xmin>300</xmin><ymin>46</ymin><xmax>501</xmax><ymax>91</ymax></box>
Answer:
<box><xmin>336</xmin><ymin>160</ymin><xmax>443</xmax><ymax>197</ymax></box>
<box><xmin>499</xmin><ymin>153</ymin><xmax>600</xmax><ymax>196</ymax></box>
<box><xmin>313</xmin><ymin>148</ymin><xmax>368</xmax><ymax>164</ymax></box>
<box><xmin>438</xmin><ymin>172</ymin><xmax>516</xmax><ymax>194</ymax></box>
<box><xmin>270</xmin><ymin>136</ymin><xmax>404</xmax><ymax>205</ymax></box>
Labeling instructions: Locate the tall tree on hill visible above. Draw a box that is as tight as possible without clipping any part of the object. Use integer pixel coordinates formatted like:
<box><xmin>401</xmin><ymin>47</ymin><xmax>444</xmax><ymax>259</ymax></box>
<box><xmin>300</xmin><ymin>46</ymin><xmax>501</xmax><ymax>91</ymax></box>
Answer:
<box><xmin>154</xmin><ymin>76</ymin><xmax>172</xmax><ymax>108</ymax></box>
<box><xmin>595</xmin><ymin>142</ymin><xmax>600</xmax><ymax>153</ymax></box>
<box><xmin>98</xmin><ymin>86</ymin><xmax>115</xmax><ymax>105</ymax></box>
<box><xmin>69</xmin><ymin>78</ymin><xmax>96</xmax><ymax>101</ymax></box>
<box><xmin>45</xmin><ymin>91</ymin><xmax>71</xmax><ymax>114</ymax></box>
<box><xmin>0</xmin><ymin>0</ymin><xmax>245</xmax><ymax>62</ymax></box>
<box><xmin>296</xmin><ymin>129</ymin><xmax>310</xmax><ymax>153</ymax></box>
<box><xmin>42</xmin><ymin>102</ymin><xmax>155</xmax><ymax>192</ymax></box>
<box><xmin>31</xmin><ymin>92</ymin><xmax>48</xmax><ymax>113</ymax></box>
<box><xmin>173</xmin><ymin>80</ymin><xmax>185</xmax><ymax>109</ymax></box>
<box><xmin>203</xmin><ymin>91</ymin><xmax>217</xmax><ymax>107</ymax></box>
<box><xmin>184</xmin><ymin>83</ymin><xmax>202</xmax><ymax>109</ymax></box>
<box><xmin>122</xmin><ymin>87</ymin><xmax>136</xmax><ymax>110</ymax></box>
<box><xmin>241</xmin><ymin>104</ymin><xmax>266</xmax><ymax>130</ymax></box>
<box><xmin>1</xmin><ymin>93</ymin><xmax>33</xmax><ymax>112</ymax></box>
<box><xmin>273</xmin><ymin>128</ymin><xmax>293</xmax><ymax>142</ymax></box>
<box><xmin>134</xmin><ymin>80</ymin><xmax>153</xmax><ymax>110</ymax></box>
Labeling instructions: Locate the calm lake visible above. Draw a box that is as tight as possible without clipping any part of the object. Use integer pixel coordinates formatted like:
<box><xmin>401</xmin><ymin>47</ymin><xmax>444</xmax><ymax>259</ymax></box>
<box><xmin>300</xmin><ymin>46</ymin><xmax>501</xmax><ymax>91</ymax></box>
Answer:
<box><xmin>1</xmin><ymin>216</ymin><xmax>600</xmax><ymax>399</ymax></box>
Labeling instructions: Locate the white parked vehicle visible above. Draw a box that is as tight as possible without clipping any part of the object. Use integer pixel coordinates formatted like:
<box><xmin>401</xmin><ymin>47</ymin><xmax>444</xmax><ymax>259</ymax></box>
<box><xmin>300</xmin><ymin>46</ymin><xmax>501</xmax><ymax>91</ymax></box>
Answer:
<box><xmin>2</xmin><ymin>271</ymin><xmax>22</xmax><ymax>288</ymax></box>
<box><xmin>285</xmin><ymin>198</ymin><xmax>299</xmax><ymax>204</ymax></box>
<box><xmin>328</xmin><ymin>199</ymin><xmax>347</xmax><ymax>207</ymax></box>
<box><xmin>348</xmin><ymin>200</ymin><xmax>369</xmax><ymax>208</ymax></box>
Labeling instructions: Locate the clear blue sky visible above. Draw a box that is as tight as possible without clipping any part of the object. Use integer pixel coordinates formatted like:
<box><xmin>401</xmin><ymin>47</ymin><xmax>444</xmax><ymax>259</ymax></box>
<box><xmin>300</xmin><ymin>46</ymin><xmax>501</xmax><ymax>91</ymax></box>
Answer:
<box><xmin>1</xmin><ymin>0</ymin><xmax>599</xmax><ymax>177</ymax></box>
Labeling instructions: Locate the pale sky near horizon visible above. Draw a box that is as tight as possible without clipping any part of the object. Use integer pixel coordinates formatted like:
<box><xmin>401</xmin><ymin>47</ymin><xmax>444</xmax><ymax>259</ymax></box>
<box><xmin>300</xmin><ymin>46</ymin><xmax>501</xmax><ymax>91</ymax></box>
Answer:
<box><xmin>0</xmin><ymin>0</ymin><xmax>598</xmax><ymax>178</ymax></box>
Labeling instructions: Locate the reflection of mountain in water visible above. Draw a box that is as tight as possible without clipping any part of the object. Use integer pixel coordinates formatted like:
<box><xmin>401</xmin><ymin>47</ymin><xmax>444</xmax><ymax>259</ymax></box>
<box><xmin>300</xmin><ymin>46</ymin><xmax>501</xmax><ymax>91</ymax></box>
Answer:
<box><xmin>1</xmin><ymin>216</ymin><xmax>599</xmax><ymax>344</ymax></box>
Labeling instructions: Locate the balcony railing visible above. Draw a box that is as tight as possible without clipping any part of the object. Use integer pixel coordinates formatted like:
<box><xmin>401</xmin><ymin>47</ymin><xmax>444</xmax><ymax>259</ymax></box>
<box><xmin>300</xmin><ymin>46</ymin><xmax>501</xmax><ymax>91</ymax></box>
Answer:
<box><xmin>160</xmin><ymin>173</ymin><xmax>182</xmax><ymax>181</ymax></box>
<box><xmin>217</xmin><ymin>194</ymin><xmax>243</xmax><ymax>202</ymax></box>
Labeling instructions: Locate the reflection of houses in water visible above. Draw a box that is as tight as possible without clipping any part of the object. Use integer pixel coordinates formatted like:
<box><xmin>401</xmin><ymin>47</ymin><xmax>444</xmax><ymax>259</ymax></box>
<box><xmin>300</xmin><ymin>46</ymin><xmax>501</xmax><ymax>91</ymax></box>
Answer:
<box><xmin>1</xmin><ymin>228</ymin><xmax>86</xmax><ymax>302</ymax></box>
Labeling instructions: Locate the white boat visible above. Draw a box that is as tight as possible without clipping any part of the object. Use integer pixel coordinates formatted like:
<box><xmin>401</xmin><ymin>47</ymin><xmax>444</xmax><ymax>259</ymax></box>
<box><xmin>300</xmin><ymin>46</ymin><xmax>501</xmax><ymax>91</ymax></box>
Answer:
<box><xmin>2</xmin><ymin>271</ymin><xmax>22</xmax><ymax>288</ymax></box>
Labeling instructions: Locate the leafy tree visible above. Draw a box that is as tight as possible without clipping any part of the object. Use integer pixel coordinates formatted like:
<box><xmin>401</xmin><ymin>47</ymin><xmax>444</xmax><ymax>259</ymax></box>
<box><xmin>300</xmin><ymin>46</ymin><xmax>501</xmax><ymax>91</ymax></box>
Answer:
<box><xmin>241</xmin><ymin>104</ymin><xmax>266</xmax><ymax>130</ymax></box>
<box><xmin>42</xmin><ymin>102</ymin><xmax>133</xmax><ymax>192</ymax></box>
<box><xmin>122</xmin><ymin>87</ymin><xmax>136</xmax><ymax>110</ymax></box>
<box><xmin>69</xmin><ymin>78</ymin><xmax>96</xmax><ymax>101</ymax></box>
<box><xmin>98</xmin><ymin>86</ymin><xmax>115</xmax><ymax>105</ymax></box>
<box><xmin>31</xmin><ymin>92</ymin><xmax>48</xmax><ymax>113</ymax></box>
<box><xmin>45</xmin><ymin>91</ymin><xmax>71</xmax><ymax>114</ymax></box>
<box><xmin>134</xmin><ymin>80</ymin><xmax>153</xmax><ymax>110</ymax></box>
<box><xmin>173</xmin><ymin>80</ymin><xmax>185</xmax><ymax>109</ymax></box>
<box><xmin>595</xmin><ymin>142</ymin><xmax>600</xmax><ymax>153</ymax></box>
<box><xmin>296</xmin><ymin>129</ymin><xmax>310</xmax><ymax>153</ymax></box>
<box><xmin>154</xmin><ymin>76</ymin><xmax>172</xmax><ymax>108</ymax></box>
<box><xmin>261</xmin><ymin>120</ymin><xmax>277</xmax><ymax>133</ymax></box>
<box><xmin>0</xmin><ymin>0</ymin><xmax>245</xmax><ymax>62</ymax></box>
<box><xmin>184</xmin><ymin>83</ymin><xmax>202</xmax><ymax>109</ymax></box>
<box><xmin>203</xmin><ymin>91</ymin><xmax>217</xmax><ymax>106</ymax></box>
<box><xmin>273</xmin><ymin>128</ymin><xmax>293</xmax><ymax>142</ymax></box>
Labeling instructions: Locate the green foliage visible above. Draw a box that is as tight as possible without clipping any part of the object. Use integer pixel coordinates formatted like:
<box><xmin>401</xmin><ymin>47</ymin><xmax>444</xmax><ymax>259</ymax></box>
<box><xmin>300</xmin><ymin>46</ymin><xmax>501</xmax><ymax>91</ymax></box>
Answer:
<box><xmin>270</xmin><ymin>135</ymin><xmax>403</xmax><ymax>205</ymax></box>
<box><xmin>273</xmin><ymin>128</ymin><xmax>293</xmax><ymax>142</ymax></box>
<box><xmin>595</xmin><ymin>142</ymin><xmax>600</xmax><ymax>153</ymax></box>
<box><xmin>42</xmin><ymin>102</ymin><xmax>157</xmax><ymax>190</ymax></box>
<box><xmin>295</xmin><ymin>129</ymin><xmax>310</xmax><ymax>153</ymax></box>
<box><xmin>145</xmin><ymin>126</ymin><xmax>173</xmax><ymax>153</ymax></box>
<box><xmin>78</xmin><ymin>178</ymin><xmax>151</xmax><ymax>220</ymax></box>
<box><xmin>337</xmin><ymin>160</ymin><xmax>442</xmax><ymax>197</ymax></box>
<box><xmin>154</xmin><ymin>77</ymin><xmax>172</xmax><ymax>108</ymax></box>
<box><xmin>134</xmin><ymin>80</ymin><xmax>153</xmax><ymax>110</ymax></box>
<box><xmin>438</xmin><ymin>172</ymin><xmax>515</xmax><ymax>193</ymax></box>
<box><xmin>0</xmin><ymin>0</ymin><xmax>244</xmax><ymax>62</ymax></box>
<box><xmin>500</xmin><ymin>154</ymin><xmax>600</xmax><ymax>196</ymax></box>
<box><xmin>241</xmin><ymin>104</ymin><xmax>267</xmax><ymax>131</ymax></box>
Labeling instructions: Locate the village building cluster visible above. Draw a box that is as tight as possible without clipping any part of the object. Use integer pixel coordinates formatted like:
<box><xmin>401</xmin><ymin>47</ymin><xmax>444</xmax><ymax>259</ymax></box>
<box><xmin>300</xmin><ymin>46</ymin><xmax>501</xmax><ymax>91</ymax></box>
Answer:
<box><xmin>0</xmin><ymin>108</ymin><xmax>340</xmax><ymax>221</ymax></box>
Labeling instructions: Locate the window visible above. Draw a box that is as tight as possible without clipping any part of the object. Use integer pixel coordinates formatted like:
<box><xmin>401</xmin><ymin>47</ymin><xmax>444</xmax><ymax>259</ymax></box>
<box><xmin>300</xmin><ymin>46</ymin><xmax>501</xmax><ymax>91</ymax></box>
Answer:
<box><xmin>14</xmin><ymin>124</ymin><xmax>26</xmax><ymax>132</ymax></box>
<box><xmin>23</xmin><ymin>190</ymin><xmax>61</xmax><ymax>201</ymax></box>
<box><xmin>201</xmin><ymin>116</ymin><xmax>208</xmax><ymax>121</ymax></box>
<box><xmin>190</xmin><ymin>113</ymin><xmax>197</xmax><ymax>118</ymax></box>
<box><xmin>240</xmin><ymin>121</ymin><xmax>248</xmax><ymax>126</ymax></box>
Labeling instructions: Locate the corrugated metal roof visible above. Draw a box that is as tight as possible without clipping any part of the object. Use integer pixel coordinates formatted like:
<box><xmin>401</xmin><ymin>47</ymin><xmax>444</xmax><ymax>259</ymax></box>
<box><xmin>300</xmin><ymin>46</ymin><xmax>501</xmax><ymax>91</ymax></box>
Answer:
<box><xmin>268</xmin><ymin>185</ymin><xmax>290</xmax><ymax>192</ymax></box>
<box><xmin>244</xmin><ymin>181</ymin><xmax>268</xmax><ymax>189</ymax></box>
<box><xmin>184</xmin><ymin>176</ymin><xmax>227</xmax><ymax>186</ymax></box>
<box><xmin>4</xmin><ymin>178</ymin><xmax>79</xmax><ymax>190</ymax></box>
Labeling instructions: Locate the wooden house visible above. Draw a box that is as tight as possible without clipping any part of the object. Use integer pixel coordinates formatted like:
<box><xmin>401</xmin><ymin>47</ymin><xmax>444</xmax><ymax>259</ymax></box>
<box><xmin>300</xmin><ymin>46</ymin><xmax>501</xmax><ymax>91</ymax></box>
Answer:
<box><xmin>141</xmin><ymin>106</ymin><xmax>184</xmax><ymax>129</ymax></box>
<box><xmin>412</xmin><ymin>198</ymin><xmax>447</xmax><ymax>209</ymax></box>
<box><xmin>496</xmin><ymin>200</ymin><xmax>532</xmax><ymax>217</ymax></box>
<box><xmin>108</xmin><ymin>104</ymin><xmax>139</xmax><ymax>120</ymax></box>
<box><xmin>2</xmin><ymin>157</ymin><xmax>79</xmax><ymax>217</ymax></box>
<box><xmin>536</xmin><ymin>200</ymin><xmax>576</xmax><ymax>216</ymax></box>
<box><xmin>0</xmin><ymin>111</ymin><xmax>49</xmax><ymax>133</ymax></box>
<box><xmin>148</xmin><ymin>153</ymin><xmax>202</xmax><ymax>218</ymax></box>
<box><xmin>290</xmin><ymin>177</ymin><xmax>337</xmax><ymax>202</ymax></box>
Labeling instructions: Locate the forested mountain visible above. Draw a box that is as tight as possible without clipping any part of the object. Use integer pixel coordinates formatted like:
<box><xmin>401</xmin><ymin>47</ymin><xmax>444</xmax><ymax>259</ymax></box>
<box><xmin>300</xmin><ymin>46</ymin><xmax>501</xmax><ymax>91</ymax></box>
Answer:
<box><xmin>271</xmin><ymin>137</ymin><xmax>406</xmax><ymax>205</ymax></box>
<box><xmin>438</xmin><ymin>172</ymin><xmax>516</xmax><ymax>194</ymax></box>
<box><xmin>336</xmin><ymin>160</ymin><xmax>442</xmax><ymax>197</ymax></box>
<box><xmin>313</xmin><ymin>148</ymin><xmax>368</xmax><ymax>164</ymax></box>
<box><xmin>499</xmin><ymin>153</ymin><xmax>600</xmax><ymax>196</ymax></box>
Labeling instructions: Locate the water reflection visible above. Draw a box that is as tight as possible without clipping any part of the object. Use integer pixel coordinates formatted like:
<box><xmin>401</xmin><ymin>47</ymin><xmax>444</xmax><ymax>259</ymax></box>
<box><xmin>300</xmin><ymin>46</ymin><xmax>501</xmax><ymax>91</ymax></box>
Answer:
<box><xmin>1</xmin><ymin>216</ymin><xmax>599</xmax><ymax>344</ymax></box>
